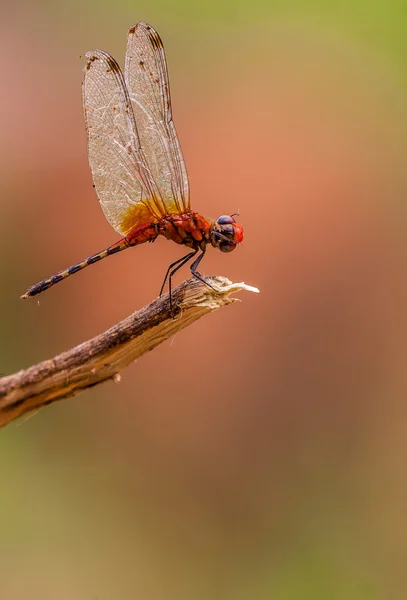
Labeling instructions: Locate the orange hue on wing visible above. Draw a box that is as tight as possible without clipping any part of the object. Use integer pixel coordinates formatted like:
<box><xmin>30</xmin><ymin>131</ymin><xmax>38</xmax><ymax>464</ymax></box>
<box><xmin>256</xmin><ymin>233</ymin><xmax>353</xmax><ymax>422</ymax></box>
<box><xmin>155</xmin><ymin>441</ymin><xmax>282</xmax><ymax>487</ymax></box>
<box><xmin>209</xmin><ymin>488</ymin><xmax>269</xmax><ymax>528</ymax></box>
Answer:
<box><xmin>119</xmin><ymin>201</ymin><xmax>159</xmax><ymax>236</ymax></box>
<box><xmin>119</xmin><ymin>197</ymin><xmax>183</xmax><ymax>236</ymax></box>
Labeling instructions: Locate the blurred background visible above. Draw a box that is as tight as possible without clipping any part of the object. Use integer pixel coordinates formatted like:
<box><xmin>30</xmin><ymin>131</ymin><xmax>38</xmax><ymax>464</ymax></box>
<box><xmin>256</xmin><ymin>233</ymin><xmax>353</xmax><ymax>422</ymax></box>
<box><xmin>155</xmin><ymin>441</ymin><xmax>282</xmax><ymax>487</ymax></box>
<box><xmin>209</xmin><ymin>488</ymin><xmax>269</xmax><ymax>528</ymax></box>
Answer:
<box><xmin>1</xmin><ymin>0</ymin><xmax>407</xmax><ymax>598</ymax></box>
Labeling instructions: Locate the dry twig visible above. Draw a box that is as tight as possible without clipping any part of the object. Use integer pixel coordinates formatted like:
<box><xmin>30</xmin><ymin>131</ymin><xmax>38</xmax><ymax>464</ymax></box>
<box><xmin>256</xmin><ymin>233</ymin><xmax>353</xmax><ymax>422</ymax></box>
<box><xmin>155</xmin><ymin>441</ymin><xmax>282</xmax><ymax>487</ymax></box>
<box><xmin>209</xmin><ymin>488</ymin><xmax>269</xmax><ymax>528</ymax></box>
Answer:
<box><xmin>0</xmin><ymin>276</ymin><xmax>258</xmax><ymax>428</ymax></box>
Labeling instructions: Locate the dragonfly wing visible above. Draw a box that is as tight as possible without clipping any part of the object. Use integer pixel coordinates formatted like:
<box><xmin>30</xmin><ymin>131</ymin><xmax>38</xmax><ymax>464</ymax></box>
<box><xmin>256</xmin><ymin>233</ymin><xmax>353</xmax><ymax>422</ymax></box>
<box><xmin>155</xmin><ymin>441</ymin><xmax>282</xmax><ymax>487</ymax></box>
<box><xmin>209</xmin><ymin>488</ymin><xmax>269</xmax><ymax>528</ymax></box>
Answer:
<box><xmin>124</xmin><ymin>22</ymin><xmax>190</xmax><ymax>216</ymax></box>
<box><xmin>83</xmin><ymin>50</ymin><xmax>167</xmax><ymax>236</ymax></box>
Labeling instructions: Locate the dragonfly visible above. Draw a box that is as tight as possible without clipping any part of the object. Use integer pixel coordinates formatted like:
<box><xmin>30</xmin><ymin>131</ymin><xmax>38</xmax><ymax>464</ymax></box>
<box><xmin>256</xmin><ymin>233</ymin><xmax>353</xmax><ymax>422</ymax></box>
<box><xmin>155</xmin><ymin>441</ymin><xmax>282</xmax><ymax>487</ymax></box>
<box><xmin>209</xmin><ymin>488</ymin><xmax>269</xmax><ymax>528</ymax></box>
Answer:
<box><xmin>21</xmin><ymin>22</ymin><xmax>243</xmax><ymax>309</ymax></box>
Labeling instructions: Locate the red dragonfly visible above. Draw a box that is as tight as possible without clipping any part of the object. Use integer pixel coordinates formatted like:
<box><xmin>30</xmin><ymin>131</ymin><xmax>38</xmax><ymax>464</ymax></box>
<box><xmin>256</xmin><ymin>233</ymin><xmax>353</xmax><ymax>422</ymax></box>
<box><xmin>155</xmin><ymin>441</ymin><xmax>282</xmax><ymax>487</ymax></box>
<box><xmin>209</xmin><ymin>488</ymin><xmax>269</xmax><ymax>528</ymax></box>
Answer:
<box><xmin>21</xmin><ymin>22</ymin><xmax>243</xmax><ymax>307</ymax></box>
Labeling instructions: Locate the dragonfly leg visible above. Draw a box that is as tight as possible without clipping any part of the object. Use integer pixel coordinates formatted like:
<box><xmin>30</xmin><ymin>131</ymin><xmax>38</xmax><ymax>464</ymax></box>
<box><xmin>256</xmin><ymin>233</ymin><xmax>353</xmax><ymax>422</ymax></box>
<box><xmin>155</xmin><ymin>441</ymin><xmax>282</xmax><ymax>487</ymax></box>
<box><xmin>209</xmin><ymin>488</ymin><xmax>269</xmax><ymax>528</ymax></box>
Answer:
<box><xmin>159</xmin><ymin>250</ymin><xmax>196</xmax><ymax>297</ymax></box>
<box><xmin>190</xmin><ymin>248</ymin><xmax>217</xmax><ymax>291</ymax></box>
<box><xmin>165</xmin><ymin>249</ymin><xmax>198</xmax><ymax>315</ymax></box>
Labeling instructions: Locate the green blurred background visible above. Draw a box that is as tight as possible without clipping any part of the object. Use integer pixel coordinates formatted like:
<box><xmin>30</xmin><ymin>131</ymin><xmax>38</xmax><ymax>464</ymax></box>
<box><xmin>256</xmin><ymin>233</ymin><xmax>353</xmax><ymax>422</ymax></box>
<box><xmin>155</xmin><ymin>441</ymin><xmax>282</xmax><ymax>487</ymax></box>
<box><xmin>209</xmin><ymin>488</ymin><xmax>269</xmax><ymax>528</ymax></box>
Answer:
<box><xmin>1</xmin><ymin>0</ymin><xmax>407</xmax><ymax>598</ymax></box>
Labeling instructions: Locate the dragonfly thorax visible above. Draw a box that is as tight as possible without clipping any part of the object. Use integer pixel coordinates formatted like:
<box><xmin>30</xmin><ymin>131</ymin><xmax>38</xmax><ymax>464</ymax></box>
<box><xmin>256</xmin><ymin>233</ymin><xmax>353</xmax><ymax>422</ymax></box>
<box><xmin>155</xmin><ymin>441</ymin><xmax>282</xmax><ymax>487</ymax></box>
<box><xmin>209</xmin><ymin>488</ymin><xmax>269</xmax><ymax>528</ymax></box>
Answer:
<box><xmin>156</xmin><ymin>211</ymin><xmax>210</xmax><ymax>250</ymax></box>
<box><xmin>210</xmin><ymin>215</ymin><xmax>244</xmax><ymax>253</ymax></box>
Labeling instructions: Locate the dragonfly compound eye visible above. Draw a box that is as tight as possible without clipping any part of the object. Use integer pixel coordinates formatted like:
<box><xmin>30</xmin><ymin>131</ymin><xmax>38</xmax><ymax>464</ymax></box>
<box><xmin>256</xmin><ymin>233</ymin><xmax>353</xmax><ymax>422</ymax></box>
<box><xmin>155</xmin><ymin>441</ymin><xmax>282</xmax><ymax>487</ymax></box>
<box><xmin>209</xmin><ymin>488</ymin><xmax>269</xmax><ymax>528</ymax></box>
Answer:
<box><xmin>217</xmin><ymin>215</ymin><xmax>236</xmax><ymax>225</ymax></box>
<box><xmin>219</xmin><ymin>240</ymin><xmax>236</xmax><ymax>253</ymax></box>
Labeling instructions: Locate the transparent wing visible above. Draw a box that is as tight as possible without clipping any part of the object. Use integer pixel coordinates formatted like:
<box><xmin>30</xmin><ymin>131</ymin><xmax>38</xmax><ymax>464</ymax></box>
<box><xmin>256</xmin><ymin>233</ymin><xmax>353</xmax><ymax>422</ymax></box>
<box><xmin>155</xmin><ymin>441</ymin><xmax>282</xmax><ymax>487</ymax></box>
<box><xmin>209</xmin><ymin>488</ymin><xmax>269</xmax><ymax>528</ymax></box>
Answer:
<box><xmin>124</xmin><ymin>22</ymin><xmax>190</xmax><ymax>215</ymax></box>
<box><xmin>83</xmin><ymin>49</ymin><xmax>167</xmax><ymax>236</ymax></box>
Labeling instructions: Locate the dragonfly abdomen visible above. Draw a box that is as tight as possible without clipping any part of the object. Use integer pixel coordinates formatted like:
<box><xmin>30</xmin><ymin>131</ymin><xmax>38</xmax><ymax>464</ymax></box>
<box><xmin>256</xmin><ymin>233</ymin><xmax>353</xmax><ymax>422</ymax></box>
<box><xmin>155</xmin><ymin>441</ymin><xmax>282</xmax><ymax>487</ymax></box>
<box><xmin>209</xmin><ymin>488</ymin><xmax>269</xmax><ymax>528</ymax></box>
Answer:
<box><xmin>20</xmin><ymin>239</ymin><xmax>129</xmax><ymax>299</ymax></box>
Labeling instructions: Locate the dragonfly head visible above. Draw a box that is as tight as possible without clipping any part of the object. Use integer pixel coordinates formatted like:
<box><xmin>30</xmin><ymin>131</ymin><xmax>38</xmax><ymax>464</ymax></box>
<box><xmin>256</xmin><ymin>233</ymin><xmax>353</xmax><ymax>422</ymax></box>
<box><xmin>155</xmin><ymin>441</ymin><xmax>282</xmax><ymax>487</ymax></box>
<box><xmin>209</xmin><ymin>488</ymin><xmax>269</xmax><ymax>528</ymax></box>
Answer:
<box><xmin>211</xmin><ymin>215</ymin><xmax>244</xmax><ymax>253</ymax></box>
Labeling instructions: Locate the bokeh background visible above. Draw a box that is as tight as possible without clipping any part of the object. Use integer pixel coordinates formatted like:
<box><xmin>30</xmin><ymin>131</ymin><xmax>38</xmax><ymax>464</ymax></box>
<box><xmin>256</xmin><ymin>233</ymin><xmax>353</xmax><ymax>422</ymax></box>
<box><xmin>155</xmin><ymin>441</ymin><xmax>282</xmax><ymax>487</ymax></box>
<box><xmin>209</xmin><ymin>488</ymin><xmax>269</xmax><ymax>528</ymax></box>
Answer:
<box><xmin>1</xmin><ymin>0</ymin><xmax>407</xmax><ymax>598</ymax></box>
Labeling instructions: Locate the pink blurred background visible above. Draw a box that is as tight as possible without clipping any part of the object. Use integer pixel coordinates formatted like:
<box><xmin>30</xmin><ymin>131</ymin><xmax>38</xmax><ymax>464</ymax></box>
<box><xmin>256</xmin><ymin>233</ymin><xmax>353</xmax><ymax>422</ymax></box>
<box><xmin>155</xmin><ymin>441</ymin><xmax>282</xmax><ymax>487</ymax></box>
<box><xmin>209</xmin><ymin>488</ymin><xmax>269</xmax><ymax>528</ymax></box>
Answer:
<box><xmin>1</xmin><ymin>1</ymin><xmax>407</xmax><ymax>598</ymax></box>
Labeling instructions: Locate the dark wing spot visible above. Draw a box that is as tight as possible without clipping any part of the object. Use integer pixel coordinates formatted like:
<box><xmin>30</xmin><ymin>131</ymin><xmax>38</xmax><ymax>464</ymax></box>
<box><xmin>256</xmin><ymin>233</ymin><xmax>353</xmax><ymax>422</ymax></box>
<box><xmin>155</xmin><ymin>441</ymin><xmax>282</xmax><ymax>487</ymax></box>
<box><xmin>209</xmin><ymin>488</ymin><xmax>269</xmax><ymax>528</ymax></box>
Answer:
<box><xmin>86</xmin><ymin>55</ymin><xmax>97</xmax><ymax>70</ymax></box>
<box><xmin>106</xmin><ymin>56</ymin><xmax>120</xmax><ymax>74</ymax></box>
<box><xmin>148</xmin><ymin>30</ymin><xmax>163</xmax><ymax>49</ymax></box>
<box><xmin>148</xmin><ymin>33</ymin><xmax>158</xmax><ymax>50</ymax></box>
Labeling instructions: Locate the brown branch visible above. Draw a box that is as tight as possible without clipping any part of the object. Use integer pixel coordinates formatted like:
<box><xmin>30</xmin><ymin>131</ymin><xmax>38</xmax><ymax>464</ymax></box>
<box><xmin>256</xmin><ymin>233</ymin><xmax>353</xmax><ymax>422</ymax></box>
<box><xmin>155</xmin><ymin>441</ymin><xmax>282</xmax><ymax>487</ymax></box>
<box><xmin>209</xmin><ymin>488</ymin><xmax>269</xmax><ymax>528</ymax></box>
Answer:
<box><xmin>0</xmin><ymin>276</ymin><xmax>259</xmax><ymax>428</ymax></box>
